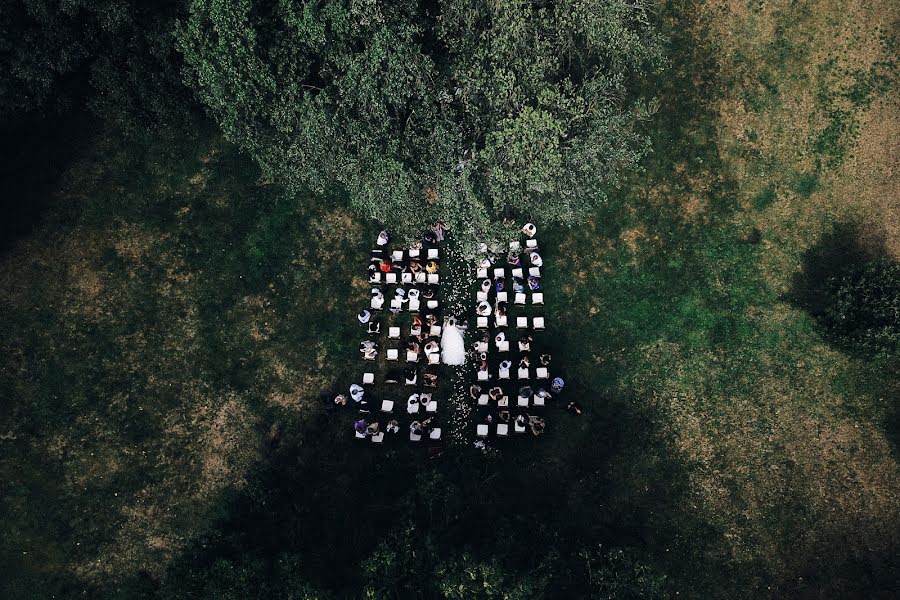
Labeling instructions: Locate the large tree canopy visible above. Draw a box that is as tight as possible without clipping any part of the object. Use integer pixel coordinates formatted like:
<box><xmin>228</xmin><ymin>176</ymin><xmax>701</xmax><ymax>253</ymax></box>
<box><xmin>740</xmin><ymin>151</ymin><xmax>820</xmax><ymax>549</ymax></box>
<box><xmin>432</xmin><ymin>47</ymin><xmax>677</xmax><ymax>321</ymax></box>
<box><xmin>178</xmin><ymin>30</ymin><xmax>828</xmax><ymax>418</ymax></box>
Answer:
<box><xmin>179</xmin><ymin>0</ymin><xmax>663</xmax><ymax>244</ymax></box>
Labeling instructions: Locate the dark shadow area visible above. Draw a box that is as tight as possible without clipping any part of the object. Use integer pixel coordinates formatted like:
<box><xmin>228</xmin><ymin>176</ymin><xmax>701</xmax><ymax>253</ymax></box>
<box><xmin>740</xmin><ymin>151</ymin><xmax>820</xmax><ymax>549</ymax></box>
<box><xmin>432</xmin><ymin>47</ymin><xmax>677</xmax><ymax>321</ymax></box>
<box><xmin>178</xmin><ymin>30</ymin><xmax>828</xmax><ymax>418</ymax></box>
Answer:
<box><xmin>0</xmin><ymin>109</ymin><xmax>97</xmax><ymax>252</ymax></box>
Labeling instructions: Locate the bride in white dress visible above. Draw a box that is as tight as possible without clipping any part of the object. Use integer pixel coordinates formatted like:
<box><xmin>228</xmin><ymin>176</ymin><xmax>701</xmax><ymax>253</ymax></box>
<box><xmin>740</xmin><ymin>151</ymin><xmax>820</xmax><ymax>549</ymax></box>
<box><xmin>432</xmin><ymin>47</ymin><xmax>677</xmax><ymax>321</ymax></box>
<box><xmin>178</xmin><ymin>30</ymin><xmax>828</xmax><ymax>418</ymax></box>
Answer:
<box><xmin>441</xmin><ymin>317</ymin><xmax>466</xmax><ymax>365</ymax></box>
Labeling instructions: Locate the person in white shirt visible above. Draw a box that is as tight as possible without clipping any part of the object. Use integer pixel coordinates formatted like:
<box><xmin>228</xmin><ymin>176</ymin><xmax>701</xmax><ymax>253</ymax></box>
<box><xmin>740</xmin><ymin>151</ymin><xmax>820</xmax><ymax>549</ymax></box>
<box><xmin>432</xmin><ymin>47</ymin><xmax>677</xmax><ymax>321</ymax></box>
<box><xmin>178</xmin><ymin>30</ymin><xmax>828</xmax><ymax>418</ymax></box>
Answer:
<box><xmin>350</xmin><ymin>384</ymin><xmax>365</xmax><ymax>403</ymax></box>
<box><xmin>376</xmin><ymin>230</ymin><xmax>389</xmax><ymax>246</ymax></box>
<box><xmin>530</xmin><ymin>252</ymin><xmax>543</xmax><ymax>267</ymax></box>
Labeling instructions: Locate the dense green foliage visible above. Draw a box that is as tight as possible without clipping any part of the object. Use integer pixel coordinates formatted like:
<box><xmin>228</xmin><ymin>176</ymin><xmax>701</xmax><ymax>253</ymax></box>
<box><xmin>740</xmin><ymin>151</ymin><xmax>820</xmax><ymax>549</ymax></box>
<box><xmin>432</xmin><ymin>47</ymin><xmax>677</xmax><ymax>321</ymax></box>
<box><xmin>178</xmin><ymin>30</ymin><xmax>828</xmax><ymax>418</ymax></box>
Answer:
<box><xmin>178</xmin><ymin>0</ymin><xmax>663</xmax><ymax>246</ymax></box>
<box><xmin>0</xmin><ymin>0</ymin><xmax>191</xmax><ymax>126</ymax></box>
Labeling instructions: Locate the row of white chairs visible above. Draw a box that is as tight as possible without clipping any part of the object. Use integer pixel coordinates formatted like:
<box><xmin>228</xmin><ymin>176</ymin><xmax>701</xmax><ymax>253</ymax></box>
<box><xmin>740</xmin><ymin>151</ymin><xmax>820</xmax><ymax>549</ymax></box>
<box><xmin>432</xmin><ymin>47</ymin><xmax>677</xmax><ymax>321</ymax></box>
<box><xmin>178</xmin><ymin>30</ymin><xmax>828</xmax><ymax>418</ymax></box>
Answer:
<box><xmin>477</xmin><ymin>316</ymin><xmax>544</xmax><ymax>330</ymax></box>
<box><xmin>476</xmin><ymin>366</ymin><xmax>549</xmax><ymax>381</ymax></box>
<box><xmin>359</xmin><ymin>428</ymin><xmax>442</xmax><ymax>443</ymax></box>
<box><xmin>477</xmin><ymin>266</ymin><xmax>541</xmax><ymax>280</ymax></box>
<box><xmin>475</xmin><ymin>291</ymin><xmax>543</xmax><ymax>305</ymax></box>
<box><xmin>476</xmin><ymin>421</ymin><xmax>529</xmax><ymax>437</ymax></box>
<box><xmin>371</xmin><ymin>272</ymin><xmax>440</xmax><ymax>285</ymax></box>
<box><xmin>383</xmin><ymin>324</ymin><xmax>442</xmax><ymax>339</ymax></box>
<box><xmin>389</xmin><ymin>248</ymin><xmax>439</xmax><ymax>261</ymax></box>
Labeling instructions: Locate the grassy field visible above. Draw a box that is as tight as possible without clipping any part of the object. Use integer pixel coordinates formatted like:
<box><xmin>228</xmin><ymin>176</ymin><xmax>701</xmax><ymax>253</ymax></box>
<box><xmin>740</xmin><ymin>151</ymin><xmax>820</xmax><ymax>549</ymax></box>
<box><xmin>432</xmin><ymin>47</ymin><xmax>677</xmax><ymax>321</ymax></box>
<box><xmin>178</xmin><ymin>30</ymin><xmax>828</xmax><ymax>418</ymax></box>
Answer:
<box><xmin>1</xmin><ymin>0</ymin><xmax>898</xmax><ymax>597</ymax></box>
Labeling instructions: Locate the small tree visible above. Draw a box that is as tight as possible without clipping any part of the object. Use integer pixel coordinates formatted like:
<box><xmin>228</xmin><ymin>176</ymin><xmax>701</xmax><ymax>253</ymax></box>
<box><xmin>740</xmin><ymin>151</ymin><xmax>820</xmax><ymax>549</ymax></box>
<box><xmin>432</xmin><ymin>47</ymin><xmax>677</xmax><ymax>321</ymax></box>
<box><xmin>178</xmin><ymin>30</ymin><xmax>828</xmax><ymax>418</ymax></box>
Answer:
<box><xmin>178</xmin><ymin>0</ymin><xmax>663</xmax><ymax>249</ymax></box>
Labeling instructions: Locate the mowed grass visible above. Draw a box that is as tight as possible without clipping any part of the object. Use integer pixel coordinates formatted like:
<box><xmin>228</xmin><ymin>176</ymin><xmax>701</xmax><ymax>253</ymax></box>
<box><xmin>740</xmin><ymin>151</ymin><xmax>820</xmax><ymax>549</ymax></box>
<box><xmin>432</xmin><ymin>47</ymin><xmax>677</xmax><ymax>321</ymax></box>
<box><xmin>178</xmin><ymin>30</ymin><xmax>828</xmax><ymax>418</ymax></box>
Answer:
<box><xmin>539</xmin><ymin>0</ymin><xmax>900</xmax><ymax>594</ymax></box>
<box><xmin>0</xmin><ymin>0</ymin><xmax>898</xmax><ymax>597</ymax></box>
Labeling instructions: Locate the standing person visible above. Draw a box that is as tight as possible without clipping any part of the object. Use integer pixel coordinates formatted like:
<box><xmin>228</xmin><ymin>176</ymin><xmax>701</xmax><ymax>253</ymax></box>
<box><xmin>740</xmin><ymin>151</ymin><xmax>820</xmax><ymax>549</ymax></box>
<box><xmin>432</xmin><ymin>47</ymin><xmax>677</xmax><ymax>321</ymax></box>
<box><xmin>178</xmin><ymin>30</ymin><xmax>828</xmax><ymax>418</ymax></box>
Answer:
<box><xmin>376</xmin><ymin>230</ymin><xmax>390</xmax><ymax>246</ymax></box>
<box><xmin>433</xmin><ymin>221</ymin><xmax>447</xmax><ymax>242</ymax></box>
<box><xmin>551</xmin><ymin>377</ymin><xmax>565</xmax><ymax>395</ymax></box>
<box><xmin>350</xmin><ymin>383</ymin><xmax>365</xmax><ymax>403</ymax></box>
<box><xmin>567</xmin><ymin>401</ymin><xmax>583</xmax><ymax>415</ymax></box>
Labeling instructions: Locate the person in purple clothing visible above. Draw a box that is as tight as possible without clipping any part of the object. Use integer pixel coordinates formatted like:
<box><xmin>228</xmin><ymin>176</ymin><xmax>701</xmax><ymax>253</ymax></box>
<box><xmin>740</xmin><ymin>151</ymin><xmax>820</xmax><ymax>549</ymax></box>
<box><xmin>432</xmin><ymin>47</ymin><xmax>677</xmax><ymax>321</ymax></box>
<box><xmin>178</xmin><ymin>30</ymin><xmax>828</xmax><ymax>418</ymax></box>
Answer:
<box><xmin>354</xmin><ymin>419</ymin><xmax>367</xmax><ymax>434</ymax></box>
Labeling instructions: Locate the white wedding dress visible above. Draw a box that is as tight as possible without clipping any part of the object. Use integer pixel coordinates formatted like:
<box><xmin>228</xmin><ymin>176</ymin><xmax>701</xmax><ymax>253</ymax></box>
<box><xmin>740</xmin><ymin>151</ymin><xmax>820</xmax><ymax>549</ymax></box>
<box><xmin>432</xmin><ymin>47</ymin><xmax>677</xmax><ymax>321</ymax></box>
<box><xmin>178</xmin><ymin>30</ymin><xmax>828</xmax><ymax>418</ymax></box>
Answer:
<box><xmin>441</xmin><ymin>318</ymin><xmax>466</xmax><ymax>365</ymax></box>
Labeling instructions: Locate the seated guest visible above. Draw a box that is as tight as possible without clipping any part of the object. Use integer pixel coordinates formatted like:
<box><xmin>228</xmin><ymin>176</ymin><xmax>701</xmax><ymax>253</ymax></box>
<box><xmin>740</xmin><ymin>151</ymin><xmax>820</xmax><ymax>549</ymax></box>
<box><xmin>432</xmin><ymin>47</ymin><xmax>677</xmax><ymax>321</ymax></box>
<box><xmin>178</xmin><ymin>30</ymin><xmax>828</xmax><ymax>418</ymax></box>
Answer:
<box><xmin>485</xmin><ymin>413</ymin><xmax>494</xmax><ymax>425</ymax></box>
<box><xmin>424</xmin><ymin>340</ymin><xmax>439</xmax><ymax>354</ymax></box>
<box><xmin>507</xmin><ymin>253</ymin><xmax>522</xmax><ymax>267</ymax></box>
<box><xmin>512</xmin><ymin>277</ymin><xmax>525</xmax><ymax>292</ymax></box>
<box><xmin>519</xmin><ymin>355</ymin><xmax>530</xmax><ymax>369</ymax></box>
<box><xmin>539</xmin><ymin>353</ymin><xmax>551</xmax><ymax>366</ymax></box>
<box><xmin>363</xmin><ymin>347</ymin><xmax>378</xmax><ymax>360</ymax></box>
<box><xmin>499</xmin><ymin>359</ymin><xmax>512</xmax><ymax>371</ymax></box>
<box><xmin>386</xmin><ymin>420</ymin><xmax>400</xmax><ymax>433</ymax></box>
<box><xmin>499</xmin><ymin>410</ymin><xmax>511</xmax><ymax>422</ymax></box>
<box><xmin>519</xmin><ymin>385</ymin><xmax>533</xmax><ymax>398</ymax></box>
<box><xmin>527</xmin><ymin>275</ymin><xmax>541</xmax><ymax>290</ymax></box>
<box><xmin>354</xmin><ymin>419</ymin><xmax>367</xmax><ymax>434</ymax></box>
<box><xmin>334</xmin><ymin>394</ymin><xmax>348</xmax><ymax>406</ymax></box>
<box><xmin>350</xmin><ymin>384</ymin><xmax>365</xmax><ymax>403</ymax></box>
<box><xmin>412</xmin><ymin>314</ymin><xmax>423</xmax><ymax>329</ymax></box>
<box><xmin>522</xmin><ymin>222</ymin><xmax>537</xmax><ymax>237</ymax></box>
<box><xmin>495</xmin><ymin>331</ymin><xmax>506</xmax><ymax>344</ymax></box>
<box><xmin>394</xmin><ymin>287</ymin><xmax>407</xmax><ymax>300</ymax></box>
<box><xmin>469</xmin><ymin>384</ymin><xmax>482</xmax><ymax>399</ymax></box>
<box><xmin>476</xmin><ymin>300</ymin><xmax>492</xmax><ymax>316</ymax></box>
<box><xmin>421</xmin><ymin>416</ymin><xmax>435</xmax><ymax>431</ymax></box>
<box><xmin>410</xmin><ymin>420</ymin><xmax>423</xmax><ymax>436</ymax></box>
<box><xmin>551</xmin><ymin>377</ymin><xmax>565</xmax><ymax>394</ymax></box>
<box><xmin>478</xmin><ymin>257</ymin><xmax>492</xmax><ymax>270</ymax></box>
<box><xmin>376</xmin><ymin>230</ymin><xmax>390</xmax><ymax>246</ymax></box>
<box><xmin>489</xmin><ymin>386</ymin><xmax>504</xmax><ymax>401</ymax></box>
<box><xmin>494</xmin><ymin>277</ymin><xmax>505</xmax><ymax>292</ymax></box>
<box><xmin>567</xmin><ymin>401</ymin><xmax>583</xmax><ymax>415</ymax></box>
<box><xmin>358</xmin><ymin>309</ymin><xmax>371</xmax><ymax>324</ymax></box>
<box><xmin>423</xmin><ymin>371</ymin><xmax>438</xmax><ymax>387</ymax></box>
<box><xmin>425</xmin><ymin>260</ymin><xmax>439</xmax><ymax>274</ymax></box>
<box><xmin>528</xmin><ymin>415</ymin><xmax>546</xmax><ymax>436</ymax></box>
<box><xmin>536</xmin><ymin>388</ymin><xmax>551</xmax><ymax>401</ymax></box>
<box><xmin>365</xmin><ymin>422</ymin><xmax>380</xmax><ymax>436</ymax></box>
<box><xmin>409</xmin><ymin>260</ymin><xmax>423</xmax><ymax>273</ymax></box>
<box><xmin>359</xmin><ymin>339</ymin><xmax>378</xmax><ymax>353</ymax></box>
<box><xmin>496</xmin><ymin>302</ymin><xmax>508</xmax><ymax>317</ymax></box>
<box><xmin>423</xmin><ymin>229</ymin><xmax>437</xmax><ymax>244</ymax></box>
<box><xmin>515</xmin><ymin>414</ymin><xmax>527</xmax><ymax>428</ymax></box>
<box><xmin>480</xmin><ymin>278</ymin><xmax>491</xmax><ymax>292</ymax></box>
<box><xmin>422</xmin><ymin>286</ymin><xmax>436</xmax><ymax>299</ymax></box>
<box><xmin>371</xmin><ymin>288</ymin><xmax>384</xmax><ymax>301</ymax></box>
<box><xmin>379</xmin><ymin>259</ymin><xmax>392</xmax><ymax>273</ymax></box>
<box><xmin>408</xmin><ymin>288</ymin><xmax>421</xmax><ymax>300</ymax></box>
<box><xmin>425</xmin><ymin>313</ymin><xmax>438</xmax><ymax>327</ymax></box>
<box><xmin>529</xmin><ymin>252</ymin><xmax>543</xmax><ymax>267</ymax></box>
<box><xmin>518</xmin><ymin>335</ymin><xmax>532</xmax><ymax>352</ymax></box>
<box><xmin>368</xmin><ymin>263</ymin><xmax>378</xmax><ymax>278</ymax></box>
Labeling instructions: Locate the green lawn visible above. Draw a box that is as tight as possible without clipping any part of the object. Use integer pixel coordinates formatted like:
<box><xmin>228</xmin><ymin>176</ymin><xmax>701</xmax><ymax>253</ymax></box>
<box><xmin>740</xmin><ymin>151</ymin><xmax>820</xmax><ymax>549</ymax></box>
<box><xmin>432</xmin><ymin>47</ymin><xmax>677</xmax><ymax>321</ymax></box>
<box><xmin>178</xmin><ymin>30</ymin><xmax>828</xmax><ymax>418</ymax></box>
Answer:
<box><xmin>1</xmin><ymin>0</ymin><xmax>898</xmax><ymax>598</ymax></box>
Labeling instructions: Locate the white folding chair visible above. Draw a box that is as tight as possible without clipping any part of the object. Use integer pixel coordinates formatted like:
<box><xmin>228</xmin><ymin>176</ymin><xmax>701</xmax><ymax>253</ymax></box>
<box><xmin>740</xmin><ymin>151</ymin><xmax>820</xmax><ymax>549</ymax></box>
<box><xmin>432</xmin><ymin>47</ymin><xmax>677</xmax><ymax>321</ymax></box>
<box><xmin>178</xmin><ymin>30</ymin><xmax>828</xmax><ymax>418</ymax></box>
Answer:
<box><xmin>427</xmin><ymin>273</ymin><xmax>439</xmax><ymax>284</ymax></box>
<box><xmin>497</xmin><ymin>424</ymin><xmax>509</xmax><ymax>436</ymax></box>
<box><xmin>497</xmin><ymin>292</ymin><xmax>508</xmax><ymax>303</ymax></box>
<box><xmin>388</xmin><ymin>326</ymin><xmax>401</xmax><ymax>339</ymax></box>
<box><xmin>497</xmin><ymin>340</ymin><xmax>510</xmax><ymax>352</ymax></box>
<box><xmin>428</xmin><ymin>353</ymin><xmax>439</xmax><ymax>365</ymax></box>
<box><xmin>401</xmin><ymin>272</ymin><xmax>413</xmax><ymax>283</ymax></box>
<box><xmin>509</xmin><ymin>241</ymin><xmax>521</xmax><ymax>252</ymax></box>
<box><xmin>514</xmin><ymin>292</ymin><xmax>526</xmax><ymax>305</ymax></box>
<box><xmin>478</xmin><ymin>394</ymin><xmax>489</xmax><ymax>406</ymax></box>
<box><xmin>427</xmin><ymin>300</ymin><xmax>438</xmax><ymax>309</ymax></box>
<box><xmin>429</xmin><ymin>428</ymin><xmax>442</xmax><ymax>440</ymax></box>
<box><xmin>386</xmin><ymin>349</ymin><xmax>399</xmax><ymax>361</ymax></box>
<box><xmin>531</xmin><ymin>292</ymin><xmax>543</xmax><ymax>305</ymax></box>
<box><xmin>429</xmin><ymin>324</ymin><xmax>442</xmax><ymax>336</ymax></box>
<box><xmin>390</xmin><ymin>298</ymin><xmax>403</xmax><ymax>311</ymax></box>
<box><xmin>407</xmin><ymin>399</ymin><xmax>420</xmax><ymax>414</ymax></box>
<box><xmin>392</xmin><ymin>250</ymin><xmax>404</xmax><ymax>261</ymax></box>
<box><xmin>408</xmin><ymin>248</ymin><xmax>421</xmax><ymax>259</ymax></box>
<box><xmin>385</xmin><ymin>272</ymin><xmax>397</xmax><ymax>284</ymax></box>
<box><xmin>534</xmin><ymin>394</ymin><xmax>546</xmax><ymax>407</ymax></box>
<box><xmin>517</xmin><ymin>394</ymin><xmax>530</xmax><ymax>407</ymax></box>
<box><xmin>495</xmin><ymin>314</ymin><xmax>508</xmax><ymax>327</ymax></box>
<box><xmin>363</xmin><ymin>373</ymin><xmax>375</xmax><ymax>384</ymax></box>
<box><xmin>498</xmin><ymin>395</ymin><xmax>509</xmax><ymax>408</ymax></box>
<box><xmin>410</xmin><ymin>432</ymin><xmax>422</xmax><ymax>442</ymax></box>
<box><xmin>533</xmin><ymin>317</ymin><xmax>545</xmax><ymax>330</ymax></box>
<box><xmin>499</xmin><ymin>368</ymin><xmax>510</xmax><ymax>380</ymax></box>
<box><xmin>477</xmin><ymin>370</ymin><xmax>489</xmax><ymax>381</ymax></box>
<box><xmin>355</xmin><ymin>430</ymin><xmax>367</xmax><ymax>439</ymax></box>
<box><xmin>518</xmin><ymin>368</ymin><xmax>529</xmax><ymax>380</ymax></box>
<box><xmin>526</xmin><ymin>239</ymin><xmax>538</xmax><ymax>248</ymax></box>
<box><xmin>511</xmin><ymin>268</ymin><xmax>523</xmax><ymax>279</ymax></box>
<box><xmin>476</xmin><ymin>267</ymin><xmax>488</xmax><ymax>279</ymax></box>
<box><xmin>406</xmin><ymin>350</ymin><xmax>419</xmax><ymax>362</ymax></box>
<box><xmin>405</xmin><ymin>373</ymin><xmax>417</xmax><ymax>385</ymax></box>
<box><xmin>477</xmin><ymin>291</ymin><xmax>488</xmax><ymax>302</ymax></box>
<box><xmin>475</xmin><ymin>341</ymin><xmax>488</xmax><ymax>353</ymax></box>
<box><xmin>415</xmin><ymin>273</ymin><xmax>426</xmax><ymax>283</ymax></box>
<box><xmin>370</xmin><ymin>272</ymin><xmax>382</xmax><ymax>283</ymax></box>
<box><xmin>529</xmin><ymin>267</ymin><xmax>541</xmax><ymax>277</ymax></box>
<box><xmin>371</xmin><ymin>432</ymin><xmax>384</xmax><ymax>443</ymax></box>
<box><xmin>426</xmin><ymin>400</ymin><xmax>437</xmax><ymax>413</ymax></box>
<box><xmin>371</xmin><ymin>297</ymin><xmax>384</xmax><ymax>310</ymax></box>
<box><xmin>408</xmin><ymin>298</ymin><xmax>420</xmax><ymax>312</ymax></box>
<box><xmin>516</xmin><ymin>316</ymin><xmax>528</xmax><ymax>329</ymax></box>
<box><xmin>381</xmin><ymin>400</ymin><xmax>394</xmax><ymax>412</ymax></box>
<box><xmin>493</xmin><ymin>267</ymin><xmax>505</xmax><ymax>279</ymax></box>
<box><xmin>477</xmin><ymin>316</ymin><xmax>488</xmax><ymax>329</ymax></box>
<box><xmin>476</xmin><ymin>424</ymin><xmax>489</xmax><ymax>438</ymax></box>
<box><xmin>427</xmin><ymin>248</ymin><xmax>439</xmax><ymax>259</ymax></box>
<box><xmin>514</xmin><ymin>421</ymin><xmax>526</xmax><ymax>434</ymax></box>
